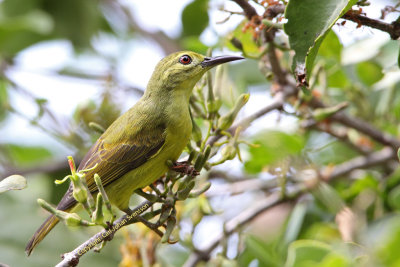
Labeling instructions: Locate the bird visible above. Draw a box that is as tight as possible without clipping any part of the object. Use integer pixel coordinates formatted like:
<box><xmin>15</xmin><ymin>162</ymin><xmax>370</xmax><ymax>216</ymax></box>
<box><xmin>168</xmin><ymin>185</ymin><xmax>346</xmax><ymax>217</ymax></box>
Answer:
<box><xmin>25</xmin><ymin>51</ymin><xmax>244</xmax><ymax>255</ymax></box>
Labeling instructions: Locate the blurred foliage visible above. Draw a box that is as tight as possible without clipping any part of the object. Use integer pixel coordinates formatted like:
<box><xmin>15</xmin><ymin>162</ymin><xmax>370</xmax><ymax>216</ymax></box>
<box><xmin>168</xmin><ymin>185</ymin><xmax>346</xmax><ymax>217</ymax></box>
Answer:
<box><xmin>0</xmin><ymin>0</ymin><xmax>400</xmax><ymax>266</ymax></box>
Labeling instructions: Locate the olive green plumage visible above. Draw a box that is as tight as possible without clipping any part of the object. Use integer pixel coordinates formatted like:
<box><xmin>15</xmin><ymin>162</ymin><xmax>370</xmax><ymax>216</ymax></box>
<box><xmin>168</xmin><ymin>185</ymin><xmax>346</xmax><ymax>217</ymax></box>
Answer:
<box><xmin>25</xmin><ymin>51</ymin><xmax>243</xmax><ymax>255</ymax></box>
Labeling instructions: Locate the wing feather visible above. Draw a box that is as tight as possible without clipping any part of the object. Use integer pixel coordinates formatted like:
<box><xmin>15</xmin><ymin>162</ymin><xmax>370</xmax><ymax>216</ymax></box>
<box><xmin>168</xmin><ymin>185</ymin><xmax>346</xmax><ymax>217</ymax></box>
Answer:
<box><xmin>57</xmin><ymin>123</ymin><xmax>165</xmax><ymax>211</ymax></box>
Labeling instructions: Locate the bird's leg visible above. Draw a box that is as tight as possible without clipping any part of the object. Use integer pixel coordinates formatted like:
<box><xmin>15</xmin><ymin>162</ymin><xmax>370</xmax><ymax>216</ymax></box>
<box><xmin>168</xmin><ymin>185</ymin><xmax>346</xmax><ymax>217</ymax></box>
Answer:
<box><xmin>170</xmin><ymin>161</ymin><xmax>200</xmax><ymax>176</ymax></box>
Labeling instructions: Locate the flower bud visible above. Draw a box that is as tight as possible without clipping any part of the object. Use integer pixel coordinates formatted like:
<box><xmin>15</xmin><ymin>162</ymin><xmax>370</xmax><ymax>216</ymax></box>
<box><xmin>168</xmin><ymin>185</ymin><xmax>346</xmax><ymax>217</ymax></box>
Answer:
<box><xmin>72</xmin><ymin>178</ymin><xmax>88</xmax><ymax>205</ymax></box>
<box><xmin>177</xmin><ymin>181</ymin><xmax>196</xmax><ymax>200</ymax></box>
<box><xmin>218</xmin><ymin>93</ymin><xmax>250</xmax><ymax>130</ymax></box>
<box><xmin>207</xmin><ymin>97</ymin><xmax>222</xmax><ymax>114</ymax></box>
<box><xmin>220</xmin><ymin>144</ymin><xmax>237</xmax><ymax>161</ymax></box>
<box><xmin>189</xmin><ymin>182</ymin><xmax>211</xmax><ymax>198</ymax></box>
<box><xmin>65</xmin><ymin>213</ymin><xmax>85</xmax><ymax>227</ymax></box>
<box><xmin>161</xmin><ymin>217</ymin><xmax>177</xmax><ymax>243</ymax></box>
<box><xmin>88</xmin><ymin>122</ymin><xmax>106</xmax><ymax>134</ymax></box>
<box><xmin>92</xmin><ymin>193</ymin><xmax>104</xmax><ymax>226</ymax></box>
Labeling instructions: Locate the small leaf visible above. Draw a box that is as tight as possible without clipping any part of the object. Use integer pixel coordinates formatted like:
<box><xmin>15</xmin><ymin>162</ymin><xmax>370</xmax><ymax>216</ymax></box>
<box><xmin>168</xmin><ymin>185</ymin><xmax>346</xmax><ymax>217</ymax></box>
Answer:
<box><xmin>312</xmin><ymin>182</ymin><xmax>345</xmax><ymax>214</ymax></box>
<box><xmin>356</xmin><ymin>61</ymin><xmax>383</xmax><ymax>86</ymax></box>
<box><xmin>225</xmin><ymin>20</ymin><xmax>262</xmax><ymax>58</ymax></box>
<box><xmin>284</xmin><ymin>200</ymin><xmax>308</xmax><ymax>245</ymax></box>
<box><xmin>243</xmin><ymin>236</ymin><xmax>282</xmax><ymax>267</ymax></box>
<box><xmin>0</xmin><ymin>175</ymin><xmax>27</xmax><ymax>193</ymax></box>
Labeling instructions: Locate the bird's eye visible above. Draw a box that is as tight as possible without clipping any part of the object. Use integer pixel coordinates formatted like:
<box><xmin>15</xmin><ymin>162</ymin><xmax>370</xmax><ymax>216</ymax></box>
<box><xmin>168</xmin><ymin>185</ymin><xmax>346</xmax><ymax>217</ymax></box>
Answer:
<box><xmin>179</xmin><ymin>55</ymin><xmax>192</xmax><ymax>65</ymax></box>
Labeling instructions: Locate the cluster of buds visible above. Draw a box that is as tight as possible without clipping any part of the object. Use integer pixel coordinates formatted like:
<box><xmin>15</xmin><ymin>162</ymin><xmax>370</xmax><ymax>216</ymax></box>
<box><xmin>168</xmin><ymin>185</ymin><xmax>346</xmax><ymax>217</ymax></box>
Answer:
<box><xmin>38</xmin><ymin>157</ymin><xmax>114</xmax><ymax>232</ymax></box>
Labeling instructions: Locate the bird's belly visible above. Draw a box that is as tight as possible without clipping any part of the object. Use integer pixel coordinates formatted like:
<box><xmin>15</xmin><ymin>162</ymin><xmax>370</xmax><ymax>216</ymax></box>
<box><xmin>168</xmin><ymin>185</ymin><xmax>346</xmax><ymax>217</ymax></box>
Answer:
<box><xmin>105</xmin><ymin>123</ymin><xmax>191</xmax><ymax>210</ymax></box>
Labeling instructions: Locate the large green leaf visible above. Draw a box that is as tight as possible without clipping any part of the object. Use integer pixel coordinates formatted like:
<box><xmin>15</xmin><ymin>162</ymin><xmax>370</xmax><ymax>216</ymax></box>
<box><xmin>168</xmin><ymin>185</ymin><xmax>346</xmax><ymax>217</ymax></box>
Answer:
<box><xmin>284</xmin><ymin>0</ymin><xmax>357</xmax><ymax>82</ymax></box>
<box><xmin>181</xmin><ymin>0</ymin><xmax>209</xmax><ymax>37</ymax></box>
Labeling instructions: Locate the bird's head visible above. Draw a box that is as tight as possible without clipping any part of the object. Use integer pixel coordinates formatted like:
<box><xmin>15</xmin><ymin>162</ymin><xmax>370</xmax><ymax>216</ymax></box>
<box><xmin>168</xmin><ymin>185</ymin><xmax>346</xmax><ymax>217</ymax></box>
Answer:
<box><xmin>146</xmin><ymin>51</ymin><xmax>243</xmax><ymax>96</ymax></box>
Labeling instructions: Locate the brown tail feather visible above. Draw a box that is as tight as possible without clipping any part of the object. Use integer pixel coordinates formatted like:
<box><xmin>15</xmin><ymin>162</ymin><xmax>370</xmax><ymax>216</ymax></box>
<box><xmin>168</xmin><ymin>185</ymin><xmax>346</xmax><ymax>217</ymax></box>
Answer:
<box><xmin>25</xmin><ymin>214</ymin><xmax>60</xmax><ymax>256</ymax></box>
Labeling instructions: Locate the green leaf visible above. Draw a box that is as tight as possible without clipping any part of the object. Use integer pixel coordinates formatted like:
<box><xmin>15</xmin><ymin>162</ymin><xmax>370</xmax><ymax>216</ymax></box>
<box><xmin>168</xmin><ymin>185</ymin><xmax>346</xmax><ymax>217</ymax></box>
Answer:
<box><xmin>0</xmin><ymin>79</ymin><xmax>9</xmax><ymax>122</ymax></box>
<box><xmin>0</xmin><ymin>175</ymin><xmax>27</xmax><ymax>193</ymax></box>
<box><xmin>284</xmin><ymin>201</ymin><xmax>308</xmax><ymax>245</ymax></box>
<box><xmin>3</xmin><ymin>144</ymin><xmax>53</xmax><ymax>167</ymax></box>
<box><xmin>375</xmin><ymin>86</ymin><xmax>394</xmax><ymax>116</ymax></box>
<box><xmin>181</xmin><ymin>0</ymin><xmax>209</xmax><ymax>37</ymax></box>
<box><xmin>285</xmin><ymin>240</ymin><xmax>331</xmax><ymax>267</ymax></box>
<box><xmin>2</xmin><ymin>0</ymin><xmax>40</xmax><ymax>16</ymax></box>
<box><xmin>180</xmin><ymin>36</ymin><xmax>208</xmax><ymax>54</ymax></box>
<box><xmin>244</xmin><ymin>131</ymin><xmax>304</xmax><ymax>173</ymax></box>
<box><xmin>341</xmin><ymin>174</ymin><xmax>378</xmax><ymax>200</ymax></box>
<box><xmin>318</xmin><ymin>30</ymin><xmax>342</xmax><ymax>62</ymax></box>
<box><xmin>356</xmin><ymin>61</ymin><xmax>383</xmax><ymax>86</ymax></box>
<box><xmin>239</xmin><ymin>235</ymin><xmax>282</xmax><ymax>267</ymax></box>
<box><xmin>388</xmin><ymin>185</ymin><xmax>400</xmax><ymax>210</ymax></box>
<box><xmin>284</xmin><ymin>0</ymin><xmax>357</xmax><ymax>81</ymax></box>
<box><xmin>312</xmin><ymin>182</ymin><xmax>345</xmax><ymax>214</ymax></box>
<box><xmin>0</xmin><ymin>10</ymin><xmax>53</xmax><ymax>34</ymax></box>
<box><xmin>225</xmin><ymin>20</ymin><xmax>262</xmax><ymax>58</ymax></box>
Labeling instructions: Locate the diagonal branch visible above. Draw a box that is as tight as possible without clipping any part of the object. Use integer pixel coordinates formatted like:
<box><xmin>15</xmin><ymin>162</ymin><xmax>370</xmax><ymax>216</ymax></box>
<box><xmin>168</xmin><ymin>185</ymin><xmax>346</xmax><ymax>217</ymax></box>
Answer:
<box><xmin>342</xmin><ymin>11</ymin><xmax>400</xmax><ymax>40</ymax></box>
<box><xmin>310</xmin><ymin>98</ymin><xmax>400</xmax><ymax>149</ymax></box>
<box><xmin>55</xmin><ymin>201</ymin><xmax>153</xmax><ymax>267</ymax></box>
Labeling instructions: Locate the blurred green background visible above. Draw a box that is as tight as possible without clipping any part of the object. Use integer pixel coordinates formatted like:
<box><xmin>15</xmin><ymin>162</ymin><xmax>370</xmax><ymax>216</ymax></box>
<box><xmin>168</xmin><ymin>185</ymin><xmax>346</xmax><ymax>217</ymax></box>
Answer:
<box><xmin>1</xmin><ymin>0</ymin><xmax>400</xmax><ymax>266</ymax></box>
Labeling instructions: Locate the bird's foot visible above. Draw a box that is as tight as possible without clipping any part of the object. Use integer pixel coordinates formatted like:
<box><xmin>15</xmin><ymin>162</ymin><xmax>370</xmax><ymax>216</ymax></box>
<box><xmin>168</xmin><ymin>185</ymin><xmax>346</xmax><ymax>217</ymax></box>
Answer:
<box><xmin>170</xmin><ymin>161</ymin><xmax>199</xmax><ymax>176</ymax></box>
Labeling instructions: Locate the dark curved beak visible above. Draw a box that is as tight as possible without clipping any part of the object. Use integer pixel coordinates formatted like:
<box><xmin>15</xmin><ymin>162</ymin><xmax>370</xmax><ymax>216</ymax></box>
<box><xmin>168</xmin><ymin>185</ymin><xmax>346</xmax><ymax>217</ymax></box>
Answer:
<box><xmin>201</xmin><ymin>55</ymin><xmax>244</xmax><ymax>68</ymax></box>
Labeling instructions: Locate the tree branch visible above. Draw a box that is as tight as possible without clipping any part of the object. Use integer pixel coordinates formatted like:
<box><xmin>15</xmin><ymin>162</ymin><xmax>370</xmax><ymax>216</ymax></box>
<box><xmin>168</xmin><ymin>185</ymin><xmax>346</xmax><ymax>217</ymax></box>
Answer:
<box><xmin>342</xmin><ymin>11</ymin><xmax>400</xmax><ymax>40</ymax></box>
<box><xmin>55</xmin><ymin>201</ymin><xmax>153</xmax><ymax>267</ymax></box>
<box><xmin>309</xmin><ymin>98</ymin><xmax>400</xmax><ymax>149</ymax></box>
<box><xmin>231</xmin><ymin>0</ymin><xmax>259</xmax><ymax>20</ymax></box>
<box><xmin>323</xmin><ymin>147</ymin><xmax>397</xmax><ymax>181</ymax></box>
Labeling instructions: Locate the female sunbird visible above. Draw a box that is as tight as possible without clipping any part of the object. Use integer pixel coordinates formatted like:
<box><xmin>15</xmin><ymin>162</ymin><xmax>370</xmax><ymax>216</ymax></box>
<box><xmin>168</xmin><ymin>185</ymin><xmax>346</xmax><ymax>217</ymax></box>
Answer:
<box><xmin>26</xmin><ymin>51</ymin><xmax>243</xmax><ymax>255</ymax></box>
